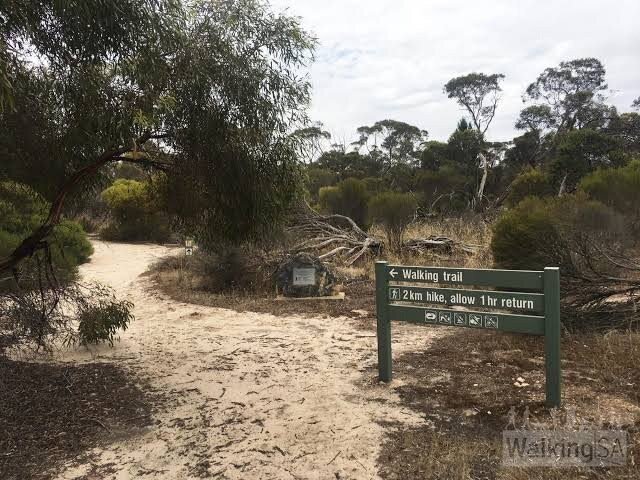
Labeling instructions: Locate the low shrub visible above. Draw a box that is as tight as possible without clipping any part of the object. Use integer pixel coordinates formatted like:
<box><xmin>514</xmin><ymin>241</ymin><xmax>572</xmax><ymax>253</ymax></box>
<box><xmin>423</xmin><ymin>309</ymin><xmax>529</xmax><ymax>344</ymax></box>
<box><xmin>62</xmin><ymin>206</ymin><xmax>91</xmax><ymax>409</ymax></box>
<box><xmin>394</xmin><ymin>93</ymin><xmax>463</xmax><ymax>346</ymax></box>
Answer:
<box><xmin>76</xmin><ymin>295</ymin><xmax>134</xmax><ymax>347</ymax></box>
<box><xmin>579</xmin><ymin>159</ymin><xmax>640</xmax><ymax>232</ymax></box>
<box><xmin>318</xmin><ymin>177</ymin><xmax>370</xmax><ymax>229</ymax></box>
<box><xmin>491</xmin><ymin>197</ymin><xmax>565</xmax><ymax>271</ymax></box>
<box><xmin>100</xmin><ymin>179</ymin><xmax>172</xmax><ymax>243</ymax></box>
<box><xmin>306</xmin><ymin>167</ymin><xmax>337</xmax><ymax>200</ymax></box>
<box><xmin>151</xmin><ymin>246</ymin><xmax>276</xmax><ymax>294</ymax></box>
<box><xmin>414</xmin><ymin>167</ymin><xmax>470</xmax><ymax>215</ymax></box>
<box><xmin>492</xmin><ymin>195</ymin><xmax>626</xmax><ymax>272</ymax></box>
<box><xmin>492</xmin><ymin>194</ymin><xmax>636</xmax><ymax>331</ymax></box>
<box><xmin>505</xmin><ymin>167</ymin><xmax>554</xmax><ymax>206</ymax></box>
<box><xmin>368</xmin><ymin>192</ymin><xmax>418</xmax><ymax>251</ymax></box>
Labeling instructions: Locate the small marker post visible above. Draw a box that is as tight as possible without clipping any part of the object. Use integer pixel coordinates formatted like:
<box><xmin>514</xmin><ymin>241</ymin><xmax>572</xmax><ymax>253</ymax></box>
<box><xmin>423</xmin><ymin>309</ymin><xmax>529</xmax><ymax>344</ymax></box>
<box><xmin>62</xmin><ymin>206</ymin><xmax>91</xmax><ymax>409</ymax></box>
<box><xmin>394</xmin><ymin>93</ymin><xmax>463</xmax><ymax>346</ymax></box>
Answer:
<box><xmin>375</xmin><ymin>261</ymin><xmax>392</xmax><ymax>382</ymax></box>
<box><xmin>544</xmin><ymin>267</ymin><xmax>561</xmax><ymax>408</ymax></box>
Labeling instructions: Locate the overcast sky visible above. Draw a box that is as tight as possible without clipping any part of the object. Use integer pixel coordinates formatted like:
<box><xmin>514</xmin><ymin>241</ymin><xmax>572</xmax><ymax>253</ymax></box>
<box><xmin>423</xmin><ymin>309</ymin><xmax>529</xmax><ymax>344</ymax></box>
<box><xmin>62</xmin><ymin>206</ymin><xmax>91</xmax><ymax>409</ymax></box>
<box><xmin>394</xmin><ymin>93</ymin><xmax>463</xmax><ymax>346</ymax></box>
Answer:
<box><xmin>270</xmin><ymin>0</ymin><xmax>640</xmax><ymax>143</ymax></box>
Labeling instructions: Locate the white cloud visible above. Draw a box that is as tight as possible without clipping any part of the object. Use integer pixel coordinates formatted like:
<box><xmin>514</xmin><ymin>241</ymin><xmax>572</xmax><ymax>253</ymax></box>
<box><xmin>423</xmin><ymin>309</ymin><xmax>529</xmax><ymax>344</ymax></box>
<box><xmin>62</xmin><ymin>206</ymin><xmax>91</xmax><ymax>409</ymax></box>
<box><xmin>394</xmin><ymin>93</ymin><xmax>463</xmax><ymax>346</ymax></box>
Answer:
<box><xmin>270</xmin><ymin>0</ymin><xmax>640</xmax><ymax>142</ymax></box>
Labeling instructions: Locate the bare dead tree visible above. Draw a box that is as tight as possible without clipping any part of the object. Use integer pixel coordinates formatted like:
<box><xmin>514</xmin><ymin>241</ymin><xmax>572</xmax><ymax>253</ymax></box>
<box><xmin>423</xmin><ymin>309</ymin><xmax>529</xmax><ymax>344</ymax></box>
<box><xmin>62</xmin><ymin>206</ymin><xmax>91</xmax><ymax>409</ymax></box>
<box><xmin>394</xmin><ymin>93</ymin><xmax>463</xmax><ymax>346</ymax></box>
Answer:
<box><xmin>289</xmin><ymin>204</ymin><xmax>383</xmax><ymax>265</ymax></box>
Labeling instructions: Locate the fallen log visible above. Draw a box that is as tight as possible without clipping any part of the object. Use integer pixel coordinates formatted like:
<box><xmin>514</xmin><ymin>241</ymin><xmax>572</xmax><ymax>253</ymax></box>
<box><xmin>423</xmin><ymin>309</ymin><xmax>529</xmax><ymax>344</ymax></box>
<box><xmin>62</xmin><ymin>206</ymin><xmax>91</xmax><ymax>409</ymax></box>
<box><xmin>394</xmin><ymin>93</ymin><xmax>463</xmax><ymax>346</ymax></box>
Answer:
<box><xmin>402</xmin><ymin>236</ymin><xmax>479</xmax><ymax>255</ymax></box>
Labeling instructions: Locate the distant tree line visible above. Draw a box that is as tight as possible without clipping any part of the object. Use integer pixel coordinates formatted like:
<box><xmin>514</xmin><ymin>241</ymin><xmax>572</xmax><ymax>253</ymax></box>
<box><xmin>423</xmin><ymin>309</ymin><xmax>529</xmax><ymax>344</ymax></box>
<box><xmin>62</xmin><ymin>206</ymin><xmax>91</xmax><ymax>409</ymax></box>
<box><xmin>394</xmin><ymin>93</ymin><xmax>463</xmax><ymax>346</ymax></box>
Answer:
<box><xmin>300</xmin><ymin>58</ymin><xmax>640</xmax><ymax>223</ymax></box>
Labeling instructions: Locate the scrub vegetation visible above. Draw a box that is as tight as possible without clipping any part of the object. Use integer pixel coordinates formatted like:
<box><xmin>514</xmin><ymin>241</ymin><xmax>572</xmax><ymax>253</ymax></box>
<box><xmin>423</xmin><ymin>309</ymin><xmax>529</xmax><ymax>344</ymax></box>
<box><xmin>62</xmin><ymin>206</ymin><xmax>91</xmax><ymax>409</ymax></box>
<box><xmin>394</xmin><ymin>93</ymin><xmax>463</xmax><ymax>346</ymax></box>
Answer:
<box><xmin>1</xmin><ymin>0</ymin><xmax>638</xmax><ymax>479</ymax></box>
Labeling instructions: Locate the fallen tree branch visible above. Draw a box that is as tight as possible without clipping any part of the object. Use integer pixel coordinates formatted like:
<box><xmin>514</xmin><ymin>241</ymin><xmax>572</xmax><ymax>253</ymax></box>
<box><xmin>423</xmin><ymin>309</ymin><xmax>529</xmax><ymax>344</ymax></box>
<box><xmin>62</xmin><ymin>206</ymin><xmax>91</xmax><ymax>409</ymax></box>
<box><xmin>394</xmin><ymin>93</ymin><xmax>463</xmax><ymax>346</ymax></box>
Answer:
<box><xmin>402</xmin><ymin>236</ymin><xmax>479</xmax><ymax>255</ymax></box>
<box><xmin>289</xmin><ymin>203</ymin><xmax>382</xmax><ymax>265</ymax></box>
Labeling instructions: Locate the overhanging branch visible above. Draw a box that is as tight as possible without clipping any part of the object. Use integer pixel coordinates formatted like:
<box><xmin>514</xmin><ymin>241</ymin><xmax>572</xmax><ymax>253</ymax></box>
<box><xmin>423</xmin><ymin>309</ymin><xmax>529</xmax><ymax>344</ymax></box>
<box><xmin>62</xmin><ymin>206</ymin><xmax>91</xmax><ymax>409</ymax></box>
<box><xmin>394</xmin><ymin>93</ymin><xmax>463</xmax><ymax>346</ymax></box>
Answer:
<box><xmin>0</xmin><ymin>132</ymin><xmax>160</xmax><ymax>274</ymax></box>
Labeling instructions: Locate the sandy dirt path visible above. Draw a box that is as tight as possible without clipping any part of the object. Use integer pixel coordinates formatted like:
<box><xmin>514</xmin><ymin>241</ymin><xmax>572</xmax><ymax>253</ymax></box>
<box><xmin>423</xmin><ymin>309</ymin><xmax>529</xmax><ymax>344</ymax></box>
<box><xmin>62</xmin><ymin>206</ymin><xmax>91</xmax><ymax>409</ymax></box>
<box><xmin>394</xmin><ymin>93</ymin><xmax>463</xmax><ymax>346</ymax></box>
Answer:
<box><xmin>55</xmin><ymin>241</ymin><xmax>442</xmax><ymax>480</ymax></box>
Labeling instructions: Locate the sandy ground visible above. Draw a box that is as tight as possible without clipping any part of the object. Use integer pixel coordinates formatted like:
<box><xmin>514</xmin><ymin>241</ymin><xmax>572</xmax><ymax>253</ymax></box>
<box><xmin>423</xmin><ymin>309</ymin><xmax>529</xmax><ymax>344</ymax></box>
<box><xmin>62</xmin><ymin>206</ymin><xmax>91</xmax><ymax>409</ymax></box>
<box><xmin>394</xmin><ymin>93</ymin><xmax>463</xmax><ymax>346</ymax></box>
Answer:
<box><xmin>53</xmin><ymin>240</ymin><xmax>443</xmax><ymax>480</ymax></box>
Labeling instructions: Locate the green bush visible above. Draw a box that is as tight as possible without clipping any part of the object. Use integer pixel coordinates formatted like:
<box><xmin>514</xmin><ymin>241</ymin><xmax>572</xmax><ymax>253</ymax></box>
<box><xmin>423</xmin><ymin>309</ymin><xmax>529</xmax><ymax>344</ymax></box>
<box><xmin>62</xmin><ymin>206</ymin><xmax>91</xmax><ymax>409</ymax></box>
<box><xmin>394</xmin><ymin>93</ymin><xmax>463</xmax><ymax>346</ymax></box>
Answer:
<box><xmin>579</xmin><ymin>160</ymin><xmax>640</xmax><ymax>231</ymax></box>
<box><xmin>550</xmin><ymin>129</ymin><xmax>621</xmax><ymax>191</ymax></box>
<box><xmin>318</xmin><ymin>177</ymin><xmax>370</xmax><ymax>229</ymax></box>
<box><xmin>317</xmin><ymin>185</ymin><xmax>341</xmax><ymax>213</ymax></box>
<box><xmin>491</xmin><ymin>195</ymin><xmax>626</xmax><ymax>272</ymax></box>
<box><xmin>414</xmin><ymin>166</ymin><xmax>470</xmax><ymax>214</ymax></box>
<box><xmin>101</xmin><ymin>178</ymin><xmax>171</xmax><ymax>242</ymax></box>
<box><xmin>505</xmin><ymin>168</ymin><xmax>554</xmax><ymax>206</ymax></box>
<box><xmin>362</xmin><ymin>176</ymin><xmax>385</xmax><ymax>195</ymax></box>
<box><xmin>368</xmin><ymin>192</ymin><xmax>418</xmax><ymax>251</ymax></box>
<box><xmin>76</xmin><ymin>295</ymin><xmax>134</xmax><ymax>347</ymax></box>
<box><xmin>51</xmin><ymin>220</ymin><xmax>94</xmax><ymax>271</ymax></box>
<box><xmin>0</xmin><ymin>181</ymin><xmax>93</xmax><ymax>291</ymax></box>
<box><xmin>306</xmin><ymin>167</ymin><xmax>337</xmax><ymax>200</ymax></box>
<box><xmin>492</xmin><ymin>197</ymin><xmax>570</xmax><ymax>271</ymax></box>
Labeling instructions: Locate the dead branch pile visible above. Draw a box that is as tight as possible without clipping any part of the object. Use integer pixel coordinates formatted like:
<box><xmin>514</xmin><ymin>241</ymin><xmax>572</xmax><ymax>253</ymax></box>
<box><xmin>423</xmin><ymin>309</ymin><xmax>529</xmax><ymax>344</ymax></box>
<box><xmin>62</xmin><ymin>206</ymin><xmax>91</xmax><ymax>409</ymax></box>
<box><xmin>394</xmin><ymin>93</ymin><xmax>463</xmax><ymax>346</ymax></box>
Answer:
<box><xmin>289</xmin><ymin>211</ymin><xmax>382</xmax><ymax>266</ymax></box>
<box><xmin>289</xmin><ymin>204</ymin><xmax>479</xmax><ymax>264</ymax></box>
<box><xmin>562</xmin><ymin>237</ymin><xmax>640</xmax><ymax>330</ymax></box>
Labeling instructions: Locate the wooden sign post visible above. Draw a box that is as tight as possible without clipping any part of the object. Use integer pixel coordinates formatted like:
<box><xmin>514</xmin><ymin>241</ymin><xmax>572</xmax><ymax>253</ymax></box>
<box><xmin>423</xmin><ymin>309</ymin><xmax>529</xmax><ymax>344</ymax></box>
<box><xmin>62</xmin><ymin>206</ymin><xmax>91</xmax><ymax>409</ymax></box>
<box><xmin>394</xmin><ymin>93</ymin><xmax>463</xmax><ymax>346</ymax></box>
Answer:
<box><xmin>375</xmin><ymin>261</ymin><xmax>561</xmax><ymax>407</ymax></box>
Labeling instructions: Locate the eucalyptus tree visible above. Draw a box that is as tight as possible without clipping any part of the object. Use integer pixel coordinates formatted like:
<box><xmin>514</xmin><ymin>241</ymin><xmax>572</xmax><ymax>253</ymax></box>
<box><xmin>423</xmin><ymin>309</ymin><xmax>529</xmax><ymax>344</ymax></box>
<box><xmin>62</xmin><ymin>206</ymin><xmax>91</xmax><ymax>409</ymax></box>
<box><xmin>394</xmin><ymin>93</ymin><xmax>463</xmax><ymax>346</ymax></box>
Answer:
<box><xmin>444</xmin><ymin>73</ymin><xmax>505</xmax><ymax>136</ymax></box>
<box><xmin>0</xmin><ymin>0</ymin><xmax>315</xmax><ymax>272</ymax></box>
<box><xmin>353</xmin><ymin>119</ymin><xmax>427</xmax><ymax>166</ymax></box>
<box><xmin>444</xmin><ymin>72</ymin><xmax>505</xmax><ymax>208</ymax></box>
<box><xmin>518</xmin><ymin>58</ymin><xmax>611</xmax><ymax>133</ymax></box>
<box><xmin>291</xmin><ymin>122</ymin><xmax>332</xmax><ymax>164</ymax></box>
<box><xmin>0</xmin><ymin>0</ymin><xmax>315</xmax><ymax>349</ymax></box>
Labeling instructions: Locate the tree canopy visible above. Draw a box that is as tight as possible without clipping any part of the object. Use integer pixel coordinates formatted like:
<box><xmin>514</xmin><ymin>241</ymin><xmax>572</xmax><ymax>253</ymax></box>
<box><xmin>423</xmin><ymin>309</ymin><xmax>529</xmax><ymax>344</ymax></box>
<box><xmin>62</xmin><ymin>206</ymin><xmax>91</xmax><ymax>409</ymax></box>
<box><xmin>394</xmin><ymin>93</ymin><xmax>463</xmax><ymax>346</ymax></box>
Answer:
<box><xmin>0</xmin><ymin>0</ymin><xmax>316</xmax><ymax>271</ymax></box>
<box><xmin>521</xmin><ymin>58</ymin><xmax>610</xmax><ymax>132</ymax></box>
<box><xmin>443</xmin><ymin>72</ymin><xmax>505</xmax><ymax>135</ymax></box>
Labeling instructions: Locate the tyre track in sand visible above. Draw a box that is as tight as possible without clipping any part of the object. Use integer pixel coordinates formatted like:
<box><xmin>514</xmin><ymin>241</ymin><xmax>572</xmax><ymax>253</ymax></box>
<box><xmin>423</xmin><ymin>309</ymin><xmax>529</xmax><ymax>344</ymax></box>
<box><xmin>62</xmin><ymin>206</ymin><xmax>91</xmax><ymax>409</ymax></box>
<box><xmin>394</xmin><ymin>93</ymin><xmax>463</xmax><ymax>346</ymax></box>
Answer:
<box><xmin>55</xmin><ymin>240</ymin><xmax>442</xmax><ymax>480</ymax></box>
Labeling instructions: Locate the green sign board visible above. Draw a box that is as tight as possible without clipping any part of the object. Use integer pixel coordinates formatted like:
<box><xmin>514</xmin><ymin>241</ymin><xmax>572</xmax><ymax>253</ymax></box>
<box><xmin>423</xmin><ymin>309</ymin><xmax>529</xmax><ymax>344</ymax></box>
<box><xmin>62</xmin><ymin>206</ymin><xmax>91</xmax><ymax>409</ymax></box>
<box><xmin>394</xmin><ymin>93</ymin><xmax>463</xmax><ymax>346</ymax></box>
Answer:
<box><xmin>375</xmin><ymin>262</ymin><xmax>561</xmax><ymax>408</ymax></box>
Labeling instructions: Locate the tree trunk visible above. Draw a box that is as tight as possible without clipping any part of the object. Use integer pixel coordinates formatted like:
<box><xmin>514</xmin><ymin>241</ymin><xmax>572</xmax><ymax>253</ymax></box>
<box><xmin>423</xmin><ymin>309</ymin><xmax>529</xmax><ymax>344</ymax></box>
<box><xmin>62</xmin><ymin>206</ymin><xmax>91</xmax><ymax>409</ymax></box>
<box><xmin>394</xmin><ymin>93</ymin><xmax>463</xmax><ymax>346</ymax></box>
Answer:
<box><xmin>475</xmin><ymin>152</ymin><xmax>488</xmax><ymax>210</ymax></box>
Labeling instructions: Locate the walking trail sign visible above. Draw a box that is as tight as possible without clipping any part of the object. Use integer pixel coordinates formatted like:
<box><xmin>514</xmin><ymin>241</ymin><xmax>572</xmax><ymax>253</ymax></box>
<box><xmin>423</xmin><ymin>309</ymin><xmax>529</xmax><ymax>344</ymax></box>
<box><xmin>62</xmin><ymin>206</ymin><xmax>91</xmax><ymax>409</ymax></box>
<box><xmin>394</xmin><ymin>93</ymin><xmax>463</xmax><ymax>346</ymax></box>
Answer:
<box><xmin>375</xmin><ymin>261</ymin><xmax>561</xmax><ymax>407</ymax></box>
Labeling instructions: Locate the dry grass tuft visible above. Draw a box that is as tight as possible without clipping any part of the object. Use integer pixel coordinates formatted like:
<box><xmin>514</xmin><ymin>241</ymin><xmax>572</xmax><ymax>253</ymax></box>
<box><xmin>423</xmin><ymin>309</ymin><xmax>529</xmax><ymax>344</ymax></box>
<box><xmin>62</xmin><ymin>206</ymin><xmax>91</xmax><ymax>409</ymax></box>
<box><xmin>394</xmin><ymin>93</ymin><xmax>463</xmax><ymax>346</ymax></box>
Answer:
<box><xmin>364</xmin><ymin>216</ymin><xmax>493</xmax><ymax>279</ymax></box>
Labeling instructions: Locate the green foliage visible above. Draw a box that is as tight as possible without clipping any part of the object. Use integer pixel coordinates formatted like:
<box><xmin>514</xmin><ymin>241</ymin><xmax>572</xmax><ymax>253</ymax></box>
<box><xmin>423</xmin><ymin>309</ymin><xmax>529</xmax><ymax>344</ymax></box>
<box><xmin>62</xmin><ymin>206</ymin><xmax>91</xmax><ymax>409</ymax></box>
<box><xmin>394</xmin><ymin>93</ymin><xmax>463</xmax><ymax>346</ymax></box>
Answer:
<box><xmin>354</xmin><ymin>120</ymin><xmax>428</xmax><ymax>165</ymax></box>
<box><xmin>2</xmin><ymin>0</ymin><xmax>314</xmax><ymax>256</ymax></box>
<box><xmin>444</xmin><ymin>72</ymin><xmax>505</xmax><ymax>134</ymax></box>
<box><xmin>101</xmin><ymin>179</ymin><xmax>171</xmax><ymax>242</ymax></box>
<box><xmin>447</xmin><ymin>128</ymin><xmax>484</xmax><ymax>172</ymax></box>
<box><xmin>291</xmin><ymin>123</ymin><xmax>331</xmax><ymax>164</ymax></box>
<box><xmin>76</xmin><ymin>297</ymin><xmax>134</xmax><ymax>347</ymax></box>
<box><xmin>368</xmin><ymin>192</ymin><xmax>417</xmax><ymax>251</ymax></box>
<box><xmin>492</xmin><ymin>197</ymin><xmax>565</xmax><ymax>271</ymax></box>
<box><xmin>386</xmin><ymin>163</ymin><xmax>415</xmax><ymax>191</ymax></box>
<box><xmin>158</xmin><ymin>1</ymin><xmax>314</xmax><ymax>249</ymax></box>
<box><xmin>579</xmin><ymin>160</ymin><xmax>640</xmax><ymax>229</ymax></box>
<box><xmin>316</xmin><ymin>150</ymin><xmax>382</xmax><ymax>179</ymax></box>
<box><xmin>420</xmin><ymin>141</ymin><xmax>449</xmax><ymax>170</ymax></box>
<box><xmin>522</xmin><ymin>58</ymin><xmax>611</xmax><ymax>132</ymax></box>
<box><xmin>317</xmin><ymin>186</ymin><xmax>340</xmax><ymax>213</ymax></box>
<box><xmin>362</xmin><ymin>177</ymin><xmax>386</xmax><ymax>195</ymax></box>
<box><xmin>0</xmin><ymin>182</ymin><xmax>48</xmax><ymax>238</ymax></box>
<box><xmin>491</xmin><ymin>194</ymin><xmax>626</xmax><ymax>272</ymax></box>
<box><xmin>414</xmin><ymin>167</ymin><xmax>470</xmax><ymax>214</ymax></box>
<box><xmin>318</xmin><ymin>178</ymin><xmax>370</xmax><ymax>229</ymax></box>
<box><xmin>51</xmin><ymin>220</ymin><xmax>94</xmax><ymax>271</ymax></box>
<box><xmin>551</xmin><ymin>129</ymin><xmax>621</xmax><ymax>190</ymax></box>
<box><xmin>505</xmin><ymin>168</ymin><xmax>554</xmax><ymax>206</ymax></box>
<box><xmin>0</xmin><ymin>182</ymin><xmax>93</xmax><ymax>291</ymax></box>
<box><xmin>306</xmin><ymin>167</ymin><xmax>337</xmax><ymax>200</ymax></box>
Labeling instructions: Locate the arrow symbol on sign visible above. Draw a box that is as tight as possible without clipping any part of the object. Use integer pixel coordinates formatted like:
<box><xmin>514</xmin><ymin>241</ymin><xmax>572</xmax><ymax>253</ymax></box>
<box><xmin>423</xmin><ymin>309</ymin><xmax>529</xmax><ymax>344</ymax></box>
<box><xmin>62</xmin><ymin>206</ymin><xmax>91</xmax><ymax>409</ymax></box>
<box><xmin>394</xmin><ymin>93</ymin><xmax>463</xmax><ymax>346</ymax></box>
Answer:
<box><xmin>389</xmin><ymin>268</ymin><xmax>398</xmax><ymax>278</ymax></box>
